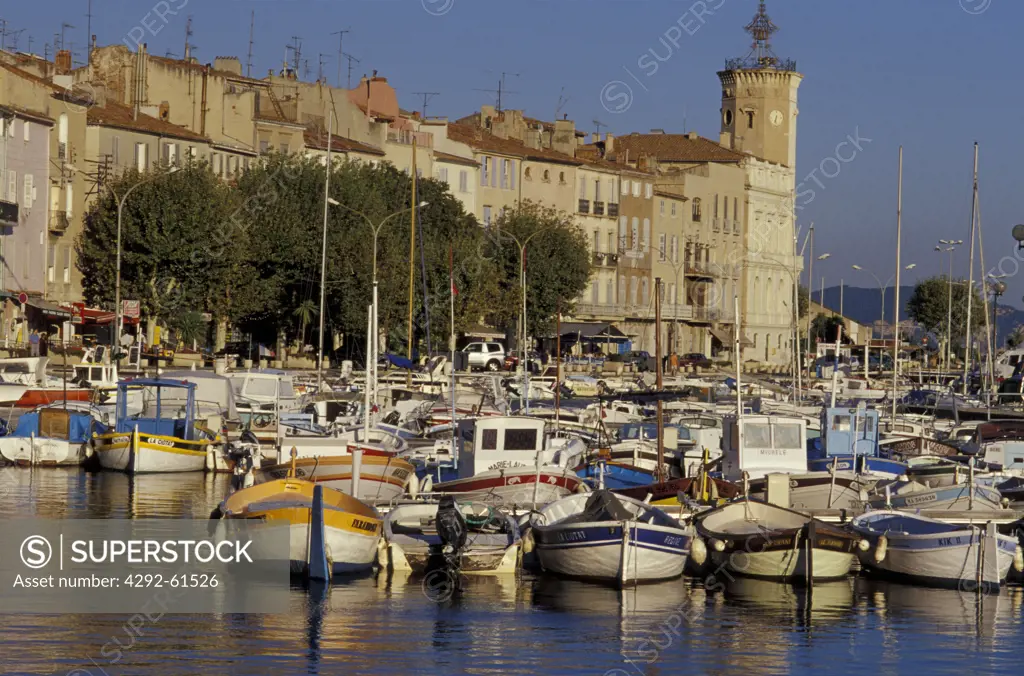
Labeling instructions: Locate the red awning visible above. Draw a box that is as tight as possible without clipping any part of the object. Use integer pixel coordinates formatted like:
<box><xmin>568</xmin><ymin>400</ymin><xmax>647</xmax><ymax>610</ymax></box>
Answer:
<box><xmin>81</xmin><ymin>308</ymin><xmax>116</xmax><ymax>324</ymax></box>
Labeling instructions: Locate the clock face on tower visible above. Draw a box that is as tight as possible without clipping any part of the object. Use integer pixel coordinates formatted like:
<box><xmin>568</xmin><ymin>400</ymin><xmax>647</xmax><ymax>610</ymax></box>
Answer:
<box><xmin>769</xmin><ymin>110</ymin><xmax>784</xmax><ymax>127</ymax></box>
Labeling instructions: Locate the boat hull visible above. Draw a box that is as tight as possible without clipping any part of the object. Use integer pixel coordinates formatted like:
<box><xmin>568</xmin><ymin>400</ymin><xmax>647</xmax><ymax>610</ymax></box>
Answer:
<box><xmin>432</xmin><ymin>468</ymin><xmax>585</xmax><ymax>509</ymax></box>
<box><xmin>14</xmin><ymin>388</ymin><xmax>93</xmax><ymax>408</ymax></box>
<box><xmin>534</xmin><ymin>520</ymin><xmax>690</xmax><ymax>584</ymax></box>
<box><xmin>0</xmin><ymin>437</ymin><xmax>89</xmax><ymax>466</ymax></box>
<box><xmin>94</xmin><ymin>431</ymin><xmax>211</xmax><ymax>474</ymax></box>
<box><xmin>705</xmin><ymin>547</ymin><xmax>854</xmax><ymax>582</ymax></box>
<box><xmin>258</xmin><ymin>455</ymin><xmax>413</xmax><ymax>504</ymax></box>
<box><xmin>851</xmin><ymin>513</ymin><xmax>1019</xmax><ymax>589</ymax></box>
<box><xmin>748</xmin><ymin>473</ymin><xmax>867</xmax><ymax>511</ymax></box>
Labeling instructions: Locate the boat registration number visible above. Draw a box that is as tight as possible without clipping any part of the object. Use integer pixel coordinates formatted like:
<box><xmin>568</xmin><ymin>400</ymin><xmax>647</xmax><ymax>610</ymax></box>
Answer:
<box><xmin>664</xmin><ymin>535</ymin><xmax>684</xmax><ymax>547</ymax></box>
<box><xmin>392</xmin><ymin>468</ymin><xmax>409</xmax><ymax>480</ymax></box>
<box><xmin>938</xmin><ymin>536</ymin><xmax>964</xmax><ymax>546</ymax></box>
<box><xmin>351</xmin><ymin>519</ymin><xmax>378</xmax><ymax>533</ymax></box>
<box><xmin>111</xmin><ymin>436</ymin><xmax>130</xmax><ymax>445</ymax></box>
<box><xmin>904</xmin><ymin>493</ymin><xmax>937</xmax><ymax>506</ymax></box>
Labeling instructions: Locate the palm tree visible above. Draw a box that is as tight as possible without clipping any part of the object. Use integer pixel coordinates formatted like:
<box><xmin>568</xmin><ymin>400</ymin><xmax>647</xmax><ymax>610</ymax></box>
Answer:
<box><xmin>1007</xmin><ymin>324</ymin><xmax>1024</xmax><ymax>350</ymax></box>
<box><xmin>293</xmin><ymin>299</ymin><xmax>318</xmax><ymax>348</ymax></box>
<box><xmin>172</xmin><ymin>311</ymin><xmax>205</xmax><ymax>351</ymax></box>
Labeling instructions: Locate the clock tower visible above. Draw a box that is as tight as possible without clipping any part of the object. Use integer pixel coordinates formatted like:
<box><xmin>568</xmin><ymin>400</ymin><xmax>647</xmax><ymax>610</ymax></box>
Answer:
<box><xmin>718</xmin><ymin>1</ymin><xmax>802</xmax><ymax>168</ymax></box>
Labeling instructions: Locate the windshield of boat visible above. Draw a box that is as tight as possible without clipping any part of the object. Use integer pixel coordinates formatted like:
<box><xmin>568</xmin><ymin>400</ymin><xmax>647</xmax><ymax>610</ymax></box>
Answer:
<box><xmin>773</xmin><ymin>423</ymin><xmax>804</xmax><ymax>449</ymax></box>
<box><xmin>743</xmin><ymin>423</ymin><xmax>771</xmax><ymax>447</ymax></box>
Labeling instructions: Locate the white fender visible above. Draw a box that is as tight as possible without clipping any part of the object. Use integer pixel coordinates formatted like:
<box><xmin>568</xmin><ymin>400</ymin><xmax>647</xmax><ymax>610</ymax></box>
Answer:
<box><xmin>1014</xmin><ymin>545</ymin><xmax>1023</xmax><ymax>573</ymax></box>
<box><xmin>376</xmin><ymin>537</ymin><xmax>389</xmax><ymax>568</ymax></box>
<box><xmin>857</xmin><ymin>538</ymin><xmax>870</xmax><ymax>552</ymax></box>
<box><xmin>521</xmin><ymin>529</ymin><xmax>535</xmax><ymax>554</ymax></box>
<box><xmin>711</xmin><ymin>538</ymin><xmax>726</xmax><ymax>552</ymax></box>
<box><xmin>690</xmin><ymin>537</ymin><xmax>708</xmax><ymax>566</ymax></box>
<box><xmin>874</xmin><ymin>535</ymin><xmax>888</xmax><ymax>564</ymax></box>
<box><xmin>205</xmin><ymin>449</ymin><xmax>216</xmax><ymax>472</ymax></box>
<box><xmin>407</xmin><ymin>473</ymin><xmax>420</xmax><ymax>499</ymax></box>
<box><xmin>421</xmin><ymin>475</ymin><xmax>433</xmax><ymax>495</ymax></box>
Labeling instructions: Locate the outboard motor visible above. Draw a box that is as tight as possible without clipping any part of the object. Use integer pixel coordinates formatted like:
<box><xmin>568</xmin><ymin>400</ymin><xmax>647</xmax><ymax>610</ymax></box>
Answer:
<box><xmin>435</xmin><ymin>495</ymin><xmax>467</xmax><ymax>585</ymax></box>
<box><xmin>228</xmin><ymin>430</ymin><xmax>259</xmax><ymax>491</ymax></box>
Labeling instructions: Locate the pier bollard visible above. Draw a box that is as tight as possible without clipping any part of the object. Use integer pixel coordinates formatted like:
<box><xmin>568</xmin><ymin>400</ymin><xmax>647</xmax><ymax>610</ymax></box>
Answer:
<box><xmin>243</xmin><ymin>359</ymin><xmax>253</xmax><ymax>369</ymax></box>
<box><xmin>259</xmin><ymin>359</ymin><xmax>268</xmax><ymax>369</ymax></box>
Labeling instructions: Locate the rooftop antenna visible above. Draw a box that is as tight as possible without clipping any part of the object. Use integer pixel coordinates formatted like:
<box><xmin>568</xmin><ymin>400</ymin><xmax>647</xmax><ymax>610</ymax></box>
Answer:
<box><xmin>317</xmin><ymin>53</ymin><xmax>330</xmax><ymax>83</ymax></box>
<box><xmin>86</xmin><ymin>0</ymin><xmax>92</xmax><ymax>64</ymax></box>
<box><xmin>475</xmin><ymin>71</ymin><xmax>519</xmax><ymax>112</ymax></box>
<box><xmin>27</xmin><ymin>35</ymin><xmax>33</xmax><ymax>54</ymax></box>
<box><xmin>555</xmin><ymin>86</ymin><xmax>570</xmax><ymax>119</ymax></box>
<box><xmin>288</xmin><ymin>35</ymin><xmax>302</xmax><ymax>74</ymax></box>
<box><xmin>331</xmin><ymin>28</ymin><xmax>350</xmax><ymax>88</ymax></box>
<box><xmin>593</xmin><ymin>119</ymin><xmax>606</xmax><ymax>137</ymax></box>
<box><xmin>246</xmin><ymin>10</ymin><xmax>255</xmax><ymax>77</ymax></box>
<box><xmin>343</xmin><ymin>52</ymin><xmax>360</xmax><ymax>88</ymax></box>
<box><xmin>303</xmin><ymin>58</ymin><xmax>311</xmax><ymax>80</ymax></box>
<box><xmin>413</xmin><ymin>92</ymin><xmax>440</xmax><ymax>118</ymax></box>
<box><xmin>183</xmin><ymin>15</ymin><xmax>193</xmax><ymax>60</ymax></box>
<box><xmin>61</xmin><ymin>23</ymin><xmax>75</xmax><ymax>50</ymax></box>
<box><xmin>165</xmin><ymin>50</ymin><xmax>178</xmax><ymax>59</ymax></box>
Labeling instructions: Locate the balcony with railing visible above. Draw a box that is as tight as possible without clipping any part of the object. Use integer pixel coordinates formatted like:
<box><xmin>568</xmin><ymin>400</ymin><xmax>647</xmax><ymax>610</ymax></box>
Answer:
<box><xmin>578</xmin><ymin>199</ymin><xmax>590</xmax><ymax>215</ymax></box>
<box><xmin>593</xmin><ymin>201</ymin><xmax>605</xmax><ymax>216</ymax></box>
<box><xmin>49</xmin><ymin>211</ymin><xmax>69</xmax><ymax>233</ymax></box>
<box><xmin>684</xmin><ymin>260</ymin><xmax>716</xmax><ymax>279</ymax></box>
<box><xmin>0</xmin><ymin>200</ymin><xmax>18</xmax><ymax>227</ymax></box>
<box><xmin>608</xmin><ymin>203</ymin><xmax>619</xmax><ymax>218</ymax></box>
<box><xmin>591</xmin><ymin>252</ymin><xmax>619</xmax><ymax>267</ymax></box>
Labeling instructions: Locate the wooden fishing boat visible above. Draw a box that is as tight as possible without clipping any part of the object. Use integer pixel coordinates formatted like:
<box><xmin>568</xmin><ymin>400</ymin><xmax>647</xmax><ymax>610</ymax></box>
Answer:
<box><xmin>382</xmin><ymin>501</ymin><xmax>520</xmax><ymax>574</ymax></box>
<box><xmin>747</xmin><ymin>470</ymin><xmax>870</xmax><ymax>511</ymax></box>
<box><xmin>214</xmin><ymin>477</ymin><xmax>382</xmax><ymax>575</ymax></box>
<box><xmin>0</xmin><ymin>405</ymin><xmax>106</xmax><ymax>466</ymax></box>
<box><xmin>692</xmin><ymin>499</ymin><xmax>858</xmax><ymax>582</ymax></box>
<box><xmin>93</xmin><ymin>378</ymin><xmax>218</xmax><ymax>474</ymax></box>
<box><xmin>867</xmin><ymin>480</ymin><xmax>1006</xmax><ymax>511</ymax></box>
<box><xmin>531</xmin><ymin>490</ymin><xmax>691</xmax><ymax>585</ymax></box>
<box><xmin>850</xmin><ymin>510</ymin><xmax>1023</xmax><ymax>590</ymax></box>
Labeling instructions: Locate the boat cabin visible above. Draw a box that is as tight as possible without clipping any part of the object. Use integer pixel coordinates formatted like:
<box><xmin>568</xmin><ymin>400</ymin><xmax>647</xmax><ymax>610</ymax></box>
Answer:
<box><xmin>721</xmin><ymin>414</ymin><xmax>807</xmax><ymax>481</ymax></box>
<box><xmin>618</xmin><ymin>422</ymin><xmax>682</xmax><ymax>450</ymax></box>
<box><xmin>116</xmin><ymin>378</ymin><xmax>200</xmax><ymax>440</ymax></box>
<box><xmin>456</xmin><ymin>416</ymin><xmax>560</xmax><ymax>479</ymax></box>
<box><xmin>819</xmin><ymin>404</ymin><xmax>879</xmax><ymax>458</ymax></box>
<box><xmin>970</xmin><ymin>420</ymin><xmax>1024</xmax><ymax>472</ymax></box>
<box><xmin>228</xmin><ymin>370</ymin><xmax>297</xmax><ymax>411</ymax></box>
<box><xmin>0</xmin><ymin>357</ymin><xmax>47</xmax><ymax>386</ymax></box>
<box><xmin>72</xmin><ymin>363</ymin><xmax>118</xmax><ymax>388</ymax></box>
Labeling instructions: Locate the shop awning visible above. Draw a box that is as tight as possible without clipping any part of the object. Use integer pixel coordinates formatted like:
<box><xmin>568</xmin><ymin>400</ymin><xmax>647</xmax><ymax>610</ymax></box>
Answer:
<box><xmin>709</xmin><ymin>327</ymin><xmax>754</xmax><ymax>348</ymax></box>
<box><xmin>26</xmin><ymin>298</ymin><xmax>72</xmax><ymax>319</ymax></box>
<box><xmin>82</xmin><ymin>308</ymin><xmax>117</xmax><ymax>324</ymax></box>
<box><xmin>558</xmin><ymin>322</ymin><xmax>629</xmax><ymax>343</ymax></box>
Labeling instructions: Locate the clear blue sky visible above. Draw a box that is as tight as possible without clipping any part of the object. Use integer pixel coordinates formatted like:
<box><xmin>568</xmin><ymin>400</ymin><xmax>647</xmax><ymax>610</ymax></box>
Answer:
<box><xmin>4</xmin><ymin>0</ymin><xmax>1022</xmax><ymax>307</ymax></box>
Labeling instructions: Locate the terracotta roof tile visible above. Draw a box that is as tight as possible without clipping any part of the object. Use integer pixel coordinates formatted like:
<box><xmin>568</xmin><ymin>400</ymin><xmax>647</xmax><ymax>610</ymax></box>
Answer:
<box><xmin>447</xmin><ymin>124</ymin><xmax>582</xmax><ymax>167</ymax></box>
<box><xmin>87</xmin><ymin>101</ymin><xmax>209</xmax><ymax>142</ymax></box>
<box><xmin>302</xmin><ymin>129</ymin><xmax>385</xmax><ymax>156</ymax></box>
<box><xmin>609</xmin><ymin>133</ymin><xmax>743</xmax><ymax>164</ymax></box>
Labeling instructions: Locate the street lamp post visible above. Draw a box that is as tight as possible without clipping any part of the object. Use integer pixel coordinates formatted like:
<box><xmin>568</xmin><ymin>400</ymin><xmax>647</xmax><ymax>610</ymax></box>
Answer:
<box><xmin>332</xmin><ymin>201</ymin><xmax>428</xmax><ymax>418</ymax></box>
<box><xmin>113</xmin><ymin>166</ymin><xmax>179</xmax><ymax>352</ymax></box>
<box><xmin>936</xmin><ymin>240</ymin><xmax>962</xmax><ymax>371</ymax></box>
<box><xmin>495</xmin><ymin>227</ymin><xmax>554</xmax><ymax>415</ymax></box>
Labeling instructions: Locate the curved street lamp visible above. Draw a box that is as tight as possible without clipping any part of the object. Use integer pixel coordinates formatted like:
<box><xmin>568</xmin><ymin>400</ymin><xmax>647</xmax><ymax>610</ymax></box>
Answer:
<box><xmin>113</xmin><ymin>165</ymin><xmax>180</xmax><ymax>350</ymax></box>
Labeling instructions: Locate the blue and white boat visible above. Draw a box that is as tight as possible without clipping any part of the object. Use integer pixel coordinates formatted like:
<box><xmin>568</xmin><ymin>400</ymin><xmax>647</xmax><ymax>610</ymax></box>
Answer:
<box><xmin>808</xmin><ymin>405</ymin><xmax>907</xmax><ymax>478</ymax></box>
<box><xmin>867</xmin><ymin>480</ymin><xmax>1005</xmax><ymax>511</ymax></box>
<box><xmin>0</xmin><ymin>405</ymin><xmax>108</xmax><ymax>466</ymax></box>
<box><xmin>531</xmin><ymin>490</ymin><xmax>691</xmax><ymax>585</ymax></box>
<box><xmin>851</xmin><ymin>510</ymin><xmax>1023</xmax><ymax>589</ymax></box>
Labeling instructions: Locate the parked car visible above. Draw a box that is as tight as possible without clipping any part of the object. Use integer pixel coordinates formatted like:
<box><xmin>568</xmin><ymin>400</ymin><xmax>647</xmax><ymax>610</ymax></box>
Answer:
<box><xmin>462</xmin><ymin>342</ymin><xmax>506</xmax><ymax>371</ymax></box>
<box><xmin>678</xmin><ymin>352</ymin><xmax>712</xmax><ymax>368</ymax></box>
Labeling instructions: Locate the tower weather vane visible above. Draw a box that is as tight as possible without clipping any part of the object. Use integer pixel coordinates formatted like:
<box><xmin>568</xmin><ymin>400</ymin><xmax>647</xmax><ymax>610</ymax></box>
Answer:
<box><xmin>726</xmin><ymin>1</ymin><xmax>795</xmax><ymax>72</ymax></box>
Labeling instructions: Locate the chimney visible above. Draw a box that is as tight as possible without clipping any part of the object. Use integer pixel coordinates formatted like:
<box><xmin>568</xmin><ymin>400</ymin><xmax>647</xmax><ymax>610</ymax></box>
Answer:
<box><xmin>553</xmin><ymin>116</ymin><xmax>576</xmax><ymax>156</ymax></box>
<box><xmin>650</xmin><ymin>128</ymin><xmax>665</xmax><ymax>134</ymax></box>
<box><xmin>684</xmin><ymin>132</ymin><xmax>698</xmax><ymax>140</ymax></box>
<box><xmin>591</xmin><ymin>133</ymin><xmax>599</xmax><ymax>144</ymax></box>
<box><xmin>213</xmin><ymin>57</ymin><xmax>243</xmax><ymax>76</ymax></box>
<box><xmin>605</xmin><ymin>133</ymin><xmax>615</xmax><ymax>155</ymax></box>
<box><xmin>55</xmin><ymin>49</ymin><xmax>72</xmax><ymax>74</ymax></box>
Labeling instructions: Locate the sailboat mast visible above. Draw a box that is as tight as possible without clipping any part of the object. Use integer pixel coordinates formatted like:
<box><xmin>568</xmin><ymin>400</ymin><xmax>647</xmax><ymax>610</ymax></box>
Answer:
<box><xmin>407</xmin><ymin>137</ymin><xmax>418</xmax><ymax>388</ymax></box>
<box><xmin>962</xmin><ymin>143</ymin><xmax>979</xmax><ymax>395</ymax></box>
<box><xmin>890</xmin><ymin>146</ymin><xmax>903</xmax><ymax>423</ymax></box>
<box><xmin>655</xmin><ymin>278</ymin><xmax>664</xmax><ymax>483</ymax></box>
<box><xmin>316</xmin><ymin>111</ymin><xmax>334</xmax><ymax>393</ymax></box>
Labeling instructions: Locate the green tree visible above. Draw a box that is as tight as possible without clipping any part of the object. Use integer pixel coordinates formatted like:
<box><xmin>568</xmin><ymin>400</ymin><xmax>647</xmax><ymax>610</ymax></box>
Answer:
<box><xmin>485</xmin><ymin>201</ymin><xmax>591</xmax><ymax>340</ymax></box>
<box><xmin>906</xmin><ymin>276</ymin><xmax>983</xmax><ymax>352</ymax></box>
<box><xmin>171</xmin><ymin>311</ymin><xmax>206</xmax><ymax>350</ymax></box>
<box><xmin>797</xmin><ymin>285</ymin><xmax>809</xmax><ymax>316</ymax></box>
<box><xmin>1007</xmin><ymin>325</ymin><xmax>1024</xmax><ymax>349</ymax></box>
<box><xmin>811</xmin><ymin>314</ymin><xmax>847</xmax><ymax>344</ymax></box>
<box><xmin>293</xmin><ymin>299</ymin><xmax>318</xmax><ymax>347</ymax></box>
<box><xmin>77</xmin><ymin>162</ymin><xmax>240</xmax><ymax>331</ymax></box>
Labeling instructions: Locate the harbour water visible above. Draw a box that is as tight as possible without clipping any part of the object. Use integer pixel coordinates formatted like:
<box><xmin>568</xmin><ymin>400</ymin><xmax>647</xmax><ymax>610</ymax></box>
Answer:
<box><xmin>2</xmin><ymin>468</ymin><xmax>1022</xmax><ymax>676</ymax></box>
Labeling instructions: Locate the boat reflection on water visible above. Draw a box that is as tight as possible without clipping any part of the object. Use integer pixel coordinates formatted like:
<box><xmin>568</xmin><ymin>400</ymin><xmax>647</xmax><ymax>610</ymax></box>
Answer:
<box><xmin>857</xmin><ymin>578</ymin><xmax>1023</xmax><ymax>638</ymax></box>
<box><xmin>88</xmin><ymin>469</ymin><xmax>228</xmax><ymax>518</ymax></box>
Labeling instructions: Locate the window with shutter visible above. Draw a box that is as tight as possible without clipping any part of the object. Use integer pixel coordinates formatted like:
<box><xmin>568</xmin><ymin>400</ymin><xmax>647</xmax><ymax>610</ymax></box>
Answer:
<box><xmin>658</xmin><ymin>233</ymin><xmax>666</xmax><ymax>260</ymax></box>
<box><xmin>631</xmin><ymin>217</ymin><xmax>639</xmax><ymax>250</ymax></box>
<box><xmin>460</xmin><ymin>170</ymin><xmax>468</xmax><ymax>193</ymax></box>
<box><xmin>579</xmin><ymin>177</ymin><xmax>586</xmax><ymax>199</ymax></box>
<box><xmin>621</xmin><ymin>179</ymin><xmax>629</xmax><ymax>196</ymax></box>
<box><xmin>23</xmin><ymin>174</ymin><xmax>33</xmax><ymax>208</ymax></box>
<box><xmin>480</xmin><ymin>156</ymin><xmax>488</xmax><ymax>186</ymax></box>
<box><xmin>642</xmin><ymin>218</ymin><xmax>650</xmax><ymax>252</ymax></box>
<box><xmin>65</xmin><ymin>183</ymin><xmax>74</xmax><ymax>218</ymax></box>
<box><xmin>7</xmin><ymin>171</ymin><xmax>15</xmax><ymax>202</ymax></box>
<box><xmin>63</xmin><ymin>246</ymin><xmax>71</xmax><ymax>283</ymax></box>
<box><xmin>490</xmin><ymin>158</ymin><xmax>498</xmax><ymax>188</ymax></box>
<box><xmin>47</xmin><ymin>244</ymin><xmax>55</xmax><ymax>282</ymax></box>
<box><xmin>510</xmin><ymin>161</ymin><xmax>516</xmax><ymax>190</ymax></box>
<box><xmin>112</xmin><ymin>136</ymin><xmax>120</xmax><ymax>165</ymax></box>
<box><xmin>23</xmin><ymin>121</ymin><xmax>30</xmax><ymax>142</ymax></box>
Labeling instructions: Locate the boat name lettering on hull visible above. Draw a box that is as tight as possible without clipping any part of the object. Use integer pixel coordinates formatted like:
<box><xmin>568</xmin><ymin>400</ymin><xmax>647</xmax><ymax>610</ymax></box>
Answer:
<box><xmin>818</xmin><ymin>538</ymin><xmax>844</xmax><ymax>549</ymax></box>
<box><xmin>392</xmin><ymin>469</ymin><xmax>410</xmax><ymax>480</ymax></box>
<box><xmin>557</xmin><ymin>530</ymin><xmax>587</xmax><ymax>543</ymax></box>
<box><xmin>757</xmin><ymin>449</ymin><xmax>788</xmax><ymax>456</ymax></box>
<box><xmin>904</xmin><ymin>493</ymin><xmax>937</xmax><ymax>506</ymax></box>
<box><xmin>938</xmin><ymin>536</ymin><xmax>963</xmax><ymax>546</ymax></box>
<box><xmin>489</xmin><ymin>461</ymin><xmax>527</xmax><ymax>470</ymax></box>
<box><xmin>146</xmin><ymin>438</ymin><xmax>176</xmax><ymax>448</ymax></box>
<box><xmin>351</xmin><ymin>519</ymin><xmax>378</xmax><ymax>533</ymax></box>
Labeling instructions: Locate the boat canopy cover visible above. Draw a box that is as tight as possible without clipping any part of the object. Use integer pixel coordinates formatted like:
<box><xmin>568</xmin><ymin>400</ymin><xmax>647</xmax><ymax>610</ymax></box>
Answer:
<box><xmin>383</xmin><ymin>354</ymin><xmax>415</xmax><ymax>370</ymax></box>
<box><xmin>13</xmin><ymin>410</ymin><xmax>100</xmax><ymax>442</ymax></box>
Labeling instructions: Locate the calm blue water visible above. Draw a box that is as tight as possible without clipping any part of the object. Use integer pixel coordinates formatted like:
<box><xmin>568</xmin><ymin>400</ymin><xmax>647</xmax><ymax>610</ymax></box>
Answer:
<box><xmin>1</xmin><ymin>468</ymin><xmax>1022</xmax><ymax>675</ymax></box>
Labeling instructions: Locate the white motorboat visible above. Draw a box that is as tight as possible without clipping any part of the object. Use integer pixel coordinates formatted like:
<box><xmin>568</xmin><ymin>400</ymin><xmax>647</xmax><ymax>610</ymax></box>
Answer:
<box><xmin>382</xmin><ymin>500</ymin><xmax>520</xmax><ymax>574</ymax></box>
<box><xmin>850</xmin><ymin>510</ymin><xmax>1023</xmax><ymax>589</ymax></box>
<box><xmin>531</xmin><ymin>490</ymin><xmax>691</xmax><ymax>585</ymax></box>
<box><xmin>0</xmin><ymin>406</ymin><xmax>107</xmax><ymax>466</ymax></box>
